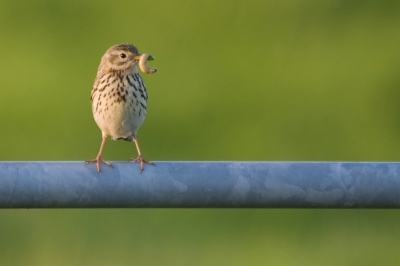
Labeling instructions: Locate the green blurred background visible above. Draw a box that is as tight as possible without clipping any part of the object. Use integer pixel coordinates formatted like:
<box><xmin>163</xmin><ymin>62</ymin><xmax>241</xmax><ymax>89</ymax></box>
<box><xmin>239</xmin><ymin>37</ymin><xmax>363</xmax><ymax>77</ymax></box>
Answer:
<box><xmin>1</xmin><ymin>0</ymin><xmax>400</xmax><ymax>265</ymax></box>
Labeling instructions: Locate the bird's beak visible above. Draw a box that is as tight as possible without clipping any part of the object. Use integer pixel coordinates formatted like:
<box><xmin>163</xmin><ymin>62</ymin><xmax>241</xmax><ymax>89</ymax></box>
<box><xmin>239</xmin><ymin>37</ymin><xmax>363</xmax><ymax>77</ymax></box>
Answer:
<box><xmin>133</xmin><ymin>54</ymin><xmax>142</xmax><ymax>61</ymax></box>
<box><xmin>133</xmin><ymin>54</ymin><xmax>155</xmax><ymax>61</ymax></box>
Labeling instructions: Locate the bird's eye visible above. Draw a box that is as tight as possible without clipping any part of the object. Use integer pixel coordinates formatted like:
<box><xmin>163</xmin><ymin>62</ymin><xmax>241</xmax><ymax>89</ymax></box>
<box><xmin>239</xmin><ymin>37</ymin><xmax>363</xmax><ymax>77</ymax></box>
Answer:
<box><xmin>120</xmin><ymin>53</ymin><xmax>127</xmax><ymax>59</ymax></box>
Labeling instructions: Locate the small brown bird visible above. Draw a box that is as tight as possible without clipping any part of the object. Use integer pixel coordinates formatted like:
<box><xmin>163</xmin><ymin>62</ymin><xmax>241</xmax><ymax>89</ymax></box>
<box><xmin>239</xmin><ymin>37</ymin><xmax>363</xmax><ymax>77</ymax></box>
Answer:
<box><xmin>86</xmin><ymin>43</ymin><xmax>157</xmax><ymax>172</ymax></box>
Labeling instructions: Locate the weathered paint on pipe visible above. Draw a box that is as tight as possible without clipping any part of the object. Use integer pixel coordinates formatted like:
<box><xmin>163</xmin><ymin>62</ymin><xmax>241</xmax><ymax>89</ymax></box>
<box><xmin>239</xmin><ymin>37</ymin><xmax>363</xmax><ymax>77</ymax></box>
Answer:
<box><xmin>0</xmin><ymin>161</ymin><xmax>399</xmax><ymax>208</ymax></box>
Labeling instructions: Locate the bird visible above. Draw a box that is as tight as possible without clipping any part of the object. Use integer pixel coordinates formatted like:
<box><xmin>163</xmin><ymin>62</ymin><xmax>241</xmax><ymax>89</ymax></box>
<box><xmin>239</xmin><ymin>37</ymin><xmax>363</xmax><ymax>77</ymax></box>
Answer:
<box><xmin>85</xmin><ymin>43</ymin><xmax>156</xmax><ymax>172</ymax></box>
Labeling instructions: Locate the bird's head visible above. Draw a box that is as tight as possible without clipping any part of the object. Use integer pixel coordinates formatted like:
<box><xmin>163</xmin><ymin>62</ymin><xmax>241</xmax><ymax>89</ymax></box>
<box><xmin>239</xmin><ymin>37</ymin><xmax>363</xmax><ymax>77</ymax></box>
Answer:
<box><xmin>99</xmin><ymin>43</ymin><xmax>142</xmax><ymax>72</ymax></box>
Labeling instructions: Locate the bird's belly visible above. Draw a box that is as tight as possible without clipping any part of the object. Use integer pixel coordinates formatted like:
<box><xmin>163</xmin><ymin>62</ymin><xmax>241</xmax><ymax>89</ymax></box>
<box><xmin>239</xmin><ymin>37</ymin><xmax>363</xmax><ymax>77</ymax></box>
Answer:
<box><xmin>93</xmin><ymin>100</ymin><xmax>146</xmax><ymax>139</ymax></box>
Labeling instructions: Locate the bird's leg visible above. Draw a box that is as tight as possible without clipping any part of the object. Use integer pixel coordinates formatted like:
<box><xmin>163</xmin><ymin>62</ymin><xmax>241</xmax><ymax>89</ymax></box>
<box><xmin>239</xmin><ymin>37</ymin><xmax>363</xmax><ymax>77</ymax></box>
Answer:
<box><xmin>85</xmin><ymin>134</ymin><xmax>113</xmax><ymax>172</ymax></box>
<box><xmin>128</xmin><ymin>136</ymin><xmax>154</xmax><ymax>172</ymax></box>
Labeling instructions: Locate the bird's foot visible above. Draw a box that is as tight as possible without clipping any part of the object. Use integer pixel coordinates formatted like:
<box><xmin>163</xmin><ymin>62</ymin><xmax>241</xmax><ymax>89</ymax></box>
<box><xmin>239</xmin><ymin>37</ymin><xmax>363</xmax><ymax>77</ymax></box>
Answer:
<box><xmin>85</xmin><ymin>156</ymin><xmax>113</xmax><ymax>173</ymax></box>
<box><xmin>128</xmin><ymin>155</ymin><xmax>154</xmax><ymax>172</ymax></box>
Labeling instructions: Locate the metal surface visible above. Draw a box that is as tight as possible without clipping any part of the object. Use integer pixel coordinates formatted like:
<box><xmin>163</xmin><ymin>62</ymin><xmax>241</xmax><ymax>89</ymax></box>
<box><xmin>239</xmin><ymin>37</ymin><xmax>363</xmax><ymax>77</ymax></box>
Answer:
<box><xmin>0</xmin><ymin>161</ymin><xmax>399</xmax><ymax>208</ymax></box>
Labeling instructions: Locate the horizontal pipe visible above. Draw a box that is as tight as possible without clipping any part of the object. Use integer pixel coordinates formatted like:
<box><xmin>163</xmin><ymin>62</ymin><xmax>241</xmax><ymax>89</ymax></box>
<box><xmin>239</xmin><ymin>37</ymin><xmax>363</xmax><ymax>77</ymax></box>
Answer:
<box><xmin>0</xmin><ymin>161</ymin><xmax>399</xmax><ymax>208</ymax></box>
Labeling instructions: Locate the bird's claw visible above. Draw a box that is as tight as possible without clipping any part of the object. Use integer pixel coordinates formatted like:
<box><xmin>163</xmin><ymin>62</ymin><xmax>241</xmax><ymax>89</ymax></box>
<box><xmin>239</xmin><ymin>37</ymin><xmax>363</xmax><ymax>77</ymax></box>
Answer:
<box><xmin>128</xmin><ymin>155</ymin><xmax>154</xmax><ymax>172</ymax></box>
<box><xmin>85</xmin><ymin>157</ymin><xmax>113</xmax><ymax>173</ymax></box>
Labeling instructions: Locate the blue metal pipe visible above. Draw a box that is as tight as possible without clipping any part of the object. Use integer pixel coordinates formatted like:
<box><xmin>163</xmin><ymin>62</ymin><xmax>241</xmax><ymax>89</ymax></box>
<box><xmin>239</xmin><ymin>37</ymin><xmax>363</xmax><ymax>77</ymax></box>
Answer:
<box><xmin>0</xmin><ymin>161</ymin><xmax>399</xmax><ymax>208</ymax></box>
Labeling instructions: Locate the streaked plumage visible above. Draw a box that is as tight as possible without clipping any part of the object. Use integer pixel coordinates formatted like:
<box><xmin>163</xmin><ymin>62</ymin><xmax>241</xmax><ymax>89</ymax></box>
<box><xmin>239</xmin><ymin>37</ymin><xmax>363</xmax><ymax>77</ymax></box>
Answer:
<box><xmin>86</xmin><ymin>43</ymin><xmax>154</xmax><ymax>172</ymax></box>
